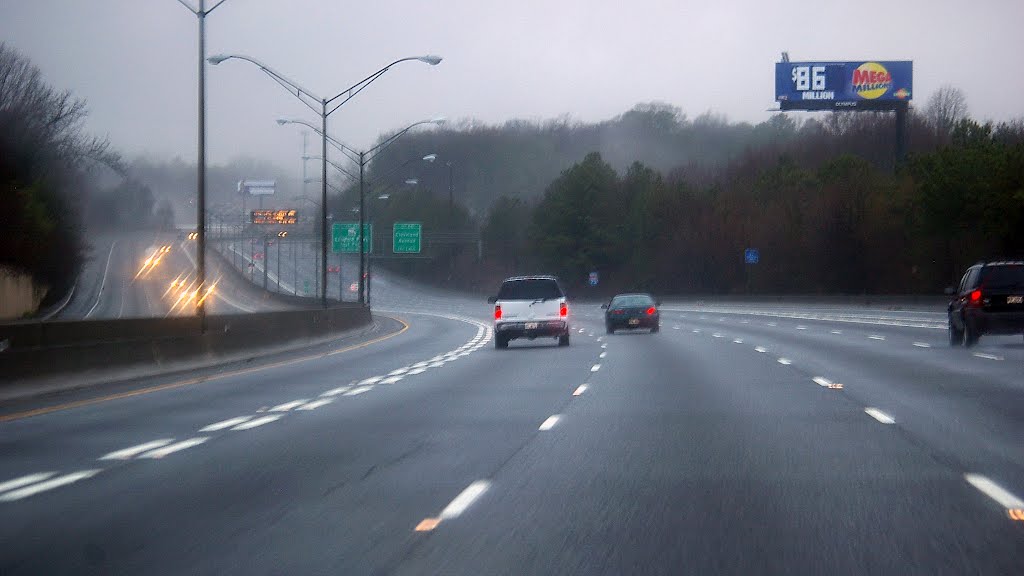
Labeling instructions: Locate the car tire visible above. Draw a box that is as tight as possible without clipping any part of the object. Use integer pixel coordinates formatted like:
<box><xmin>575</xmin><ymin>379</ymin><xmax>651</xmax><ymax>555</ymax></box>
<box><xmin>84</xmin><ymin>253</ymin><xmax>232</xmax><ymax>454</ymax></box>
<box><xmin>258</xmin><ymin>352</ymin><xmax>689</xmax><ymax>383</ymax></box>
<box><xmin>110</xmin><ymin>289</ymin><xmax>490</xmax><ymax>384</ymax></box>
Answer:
<box><xmin>558</xmin><ymin>334</ymin><xmax>570</xmax><ymax>347</ymax></box>
<box><xmin>949</xmin><ymin>321</ymin><xmax>963</xmax><ymax>347</ymax></box>
<box><xmin>963</xmin><ymin>320</ymin><xmax>979</xmax><ymax>348</ymax></box>
<box><xmin>495</xmin><ymin>335</ymin><xmax>508</xmax><ymax>349</ymax></box>
<box><xmin>651</xmin><ymin>325</ymin><xmax>660</xmax><ymax>334</ymax></box>
<box><xmin>606</xmin><ymin>323</ymin><xmax>614</xmax><ymax>334</ymax></box>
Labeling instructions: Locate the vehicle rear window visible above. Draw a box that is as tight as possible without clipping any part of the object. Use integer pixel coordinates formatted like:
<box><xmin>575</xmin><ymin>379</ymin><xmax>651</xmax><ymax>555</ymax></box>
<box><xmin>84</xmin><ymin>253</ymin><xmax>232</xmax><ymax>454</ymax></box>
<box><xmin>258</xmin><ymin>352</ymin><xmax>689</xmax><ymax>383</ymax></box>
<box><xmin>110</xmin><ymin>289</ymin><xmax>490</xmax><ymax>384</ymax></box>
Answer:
<box><xmin>981</xmin><ymin>265</ymin><xmax>1024</xmax><ymax>288</ymax></box>
<box><xmin>610</xmin><ymin>295</ymin><xmax>654</xmax><ymax>307</ymax></box>
<box><xmin>497</xmin><ymin>279</ymin><xmax>563</xmax><ymax>300</ymax></box>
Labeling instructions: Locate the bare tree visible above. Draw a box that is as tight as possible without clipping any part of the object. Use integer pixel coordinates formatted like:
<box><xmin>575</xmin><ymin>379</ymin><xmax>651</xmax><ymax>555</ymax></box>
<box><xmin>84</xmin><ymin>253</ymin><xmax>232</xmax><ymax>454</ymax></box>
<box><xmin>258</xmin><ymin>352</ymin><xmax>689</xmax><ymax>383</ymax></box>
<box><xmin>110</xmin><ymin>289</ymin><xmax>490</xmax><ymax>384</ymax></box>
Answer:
<box><xmin>924</xmin><ymin>85</ymin><xmax>968</xmax><ymax>138</ymax></box>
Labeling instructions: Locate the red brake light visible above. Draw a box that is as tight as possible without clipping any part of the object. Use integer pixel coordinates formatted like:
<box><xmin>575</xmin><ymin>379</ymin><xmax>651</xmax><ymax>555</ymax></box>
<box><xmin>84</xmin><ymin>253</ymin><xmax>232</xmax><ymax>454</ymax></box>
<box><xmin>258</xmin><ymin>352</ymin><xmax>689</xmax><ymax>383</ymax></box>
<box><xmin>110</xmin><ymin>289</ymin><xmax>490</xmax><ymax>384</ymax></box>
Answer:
<box><xmin>613</xmin><ymin>309</ymin><xmax>624</xmax><ymax>315</ymax></box>
<box><xmin>494</xmin><ymin>305</ymin><xmax>502</xmax><ymax>320</ymax></box>
<box><xmin>969</xmin><ymin>289</ymin><xmax>982</xmax><ymax>303</ymax></box>
<box><xmin>559</xmin><ymin>302</ymin><xmax>568</xmax><ymax>317</ymax></box>
<box><xmin>646</xmin><ymin>307</ymin><xmax>656</xmax><ymax>315</ymax></box>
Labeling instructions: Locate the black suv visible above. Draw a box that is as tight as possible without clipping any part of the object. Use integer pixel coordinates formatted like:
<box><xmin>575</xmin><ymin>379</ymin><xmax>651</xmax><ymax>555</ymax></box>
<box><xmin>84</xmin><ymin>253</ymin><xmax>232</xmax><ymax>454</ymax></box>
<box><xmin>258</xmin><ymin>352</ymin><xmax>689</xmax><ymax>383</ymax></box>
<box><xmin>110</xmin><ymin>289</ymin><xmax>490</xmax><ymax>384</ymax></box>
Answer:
<box><xmin>947</xmin><ymin>260</ymin><xmax>1024</xmax><ymax>347</ymax></box>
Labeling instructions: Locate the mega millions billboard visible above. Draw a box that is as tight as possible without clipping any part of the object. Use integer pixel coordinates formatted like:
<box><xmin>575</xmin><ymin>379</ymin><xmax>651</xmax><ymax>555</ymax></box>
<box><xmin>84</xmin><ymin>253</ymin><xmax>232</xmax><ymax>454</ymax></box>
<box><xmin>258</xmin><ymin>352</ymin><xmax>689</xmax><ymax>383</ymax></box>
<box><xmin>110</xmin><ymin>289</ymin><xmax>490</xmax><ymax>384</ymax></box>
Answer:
<box><xmin>775</xmin><ymin>61</ymin><xmax>912</xmax><ymax>110</ymax></box>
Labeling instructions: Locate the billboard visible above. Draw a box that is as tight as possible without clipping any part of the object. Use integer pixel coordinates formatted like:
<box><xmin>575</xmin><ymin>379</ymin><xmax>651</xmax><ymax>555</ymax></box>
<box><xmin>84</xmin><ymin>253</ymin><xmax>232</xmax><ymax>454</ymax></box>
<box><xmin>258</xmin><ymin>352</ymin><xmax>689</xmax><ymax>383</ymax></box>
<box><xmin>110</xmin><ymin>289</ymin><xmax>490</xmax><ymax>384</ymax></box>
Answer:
<box><xmin>775</xmin><ymin>61</ymin><xmax>912</xmax><ymax>111</ymax></box>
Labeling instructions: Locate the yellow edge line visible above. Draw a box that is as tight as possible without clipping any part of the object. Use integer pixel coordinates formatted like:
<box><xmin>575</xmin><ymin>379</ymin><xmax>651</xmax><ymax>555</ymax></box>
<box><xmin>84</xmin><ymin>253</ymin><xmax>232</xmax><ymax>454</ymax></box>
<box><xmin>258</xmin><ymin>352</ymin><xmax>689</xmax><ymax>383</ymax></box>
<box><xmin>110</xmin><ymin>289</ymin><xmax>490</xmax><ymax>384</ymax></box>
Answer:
<box><xmin>0</xmin><ymin>315</ymin><xmax>410</xmax><ymax>423</ymax></box>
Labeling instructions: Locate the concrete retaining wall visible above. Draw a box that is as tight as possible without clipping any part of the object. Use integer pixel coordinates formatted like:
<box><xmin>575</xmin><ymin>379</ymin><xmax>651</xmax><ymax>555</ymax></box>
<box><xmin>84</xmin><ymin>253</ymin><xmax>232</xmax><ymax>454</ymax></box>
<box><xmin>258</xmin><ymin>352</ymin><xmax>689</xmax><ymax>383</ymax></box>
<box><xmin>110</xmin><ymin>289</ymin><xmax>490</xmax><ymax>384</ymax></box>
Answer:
<box><xmin>0</xmin><ymin>305</ymin><xmax>371</xmax><ymax>383</ymax></box>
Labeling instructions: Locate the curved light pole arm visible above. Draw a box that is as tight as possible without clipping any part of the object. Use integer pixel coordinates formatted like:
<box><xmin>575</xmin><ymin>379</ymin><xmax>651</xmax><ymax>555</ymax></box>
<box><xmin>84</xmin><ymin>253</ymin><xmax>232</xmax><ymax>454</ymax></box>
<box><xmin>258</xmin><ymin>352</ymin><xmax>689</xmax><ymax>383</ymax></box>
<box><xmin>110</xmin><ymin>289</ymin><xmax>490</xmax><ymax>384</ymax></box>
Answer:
<box><xmin>325</xmin><ymin>56</ymin><xmax>441</xmax><ymax>116</ymax></box>
<box><xmin>210</xmin><ymin>54</ymin><xmax>323</xmax><ymax>115</ymax></box>
<box><xmin>279</xmin><ymin>119</ymin><xmax>360</xmax><ymax>162</ymax></box>
<box><xmin>365</xmin><ymin>119</ymin><xmax>444</xmax><ymax>163</ymax></box>
<box><xmin>366</xmin><ymin>154</ymin><xmax>434</xmax><ymax>188</ymax></box>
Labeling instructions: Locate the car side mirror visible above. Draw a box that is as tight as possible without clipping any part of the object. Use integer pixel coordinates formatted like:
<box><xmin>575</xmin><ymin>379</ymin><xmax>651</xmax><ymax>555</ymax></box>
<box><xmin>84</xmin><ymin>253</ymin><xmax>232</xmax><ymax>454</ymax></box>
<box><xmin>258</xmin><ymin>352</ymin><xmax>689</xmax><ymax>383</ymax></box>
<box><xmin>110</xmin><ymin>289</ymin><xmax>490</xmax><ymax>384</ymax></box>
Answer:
<box><xmin>600</xmin><ymin>303</ymin><xmax>609</xmax><ymax>309</ymax></box>
<box><xmin>943</xmin><ymin>286</ymin><xmax>956</xmax><ymax>296</ymax></box>
<box><xmin>487</xmin><ymin>296</ymin><xmax>497</xmax><ymax>304</ymax></box>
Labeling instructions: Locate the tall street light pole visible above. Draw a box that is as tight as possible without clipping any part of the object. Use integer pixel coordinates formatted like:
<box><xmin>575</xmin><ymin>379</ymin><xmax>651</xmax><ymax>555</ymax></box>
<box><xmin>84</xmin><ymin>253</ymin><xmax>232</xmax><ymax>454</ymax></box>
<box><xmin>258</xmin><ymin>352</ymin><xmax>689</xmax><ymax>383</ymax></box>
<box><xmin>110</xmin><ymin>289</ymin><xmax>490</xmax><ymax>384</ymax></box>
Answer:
<box><xmin>277</xmin><ymin>118</ymin><xmax>445</xmax><ymax>304</ymax></box>
<box><xmin>176</xmin><ymin>0</ymin><xmax>230</xmax><ymax>332</ymax></box>
<box><xmin>209</xmin><ymin>53</ymin><xmax>442</xmax><ymax>308</ymax></box>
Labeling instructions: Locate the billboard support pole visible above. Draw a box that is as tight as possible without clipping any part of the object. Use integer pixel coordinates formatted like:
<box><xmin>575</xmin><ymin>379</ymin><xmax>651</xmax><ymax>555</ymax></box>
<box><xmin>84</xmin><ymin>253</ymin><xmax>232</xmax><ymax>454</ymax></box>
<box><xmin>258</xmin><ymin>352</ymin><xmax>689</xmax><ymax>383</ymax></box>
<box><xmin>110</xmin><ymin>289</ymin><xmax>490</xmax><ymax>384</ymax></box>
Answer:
<box><xmin>895</xmin><ymin>103</ymin><xmax>908</xmax><ymax>170</ymax></box>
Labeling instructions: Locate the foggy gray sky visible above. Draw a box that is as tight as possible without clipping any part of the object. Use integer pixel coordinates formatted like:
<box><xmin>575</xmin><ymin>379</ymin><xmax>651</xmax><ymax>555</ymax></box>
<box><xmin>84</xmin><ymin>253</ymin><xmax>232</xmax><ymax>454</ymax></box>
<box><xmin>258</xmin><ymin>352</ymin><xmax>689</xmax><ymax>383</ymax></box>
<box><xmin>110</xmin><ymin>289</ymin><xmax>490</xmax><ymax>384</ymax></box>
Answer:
<box><xmin>2</xmin><ymin>0</ymin><xmax>1022</xmax><ymax>170</ymax></box>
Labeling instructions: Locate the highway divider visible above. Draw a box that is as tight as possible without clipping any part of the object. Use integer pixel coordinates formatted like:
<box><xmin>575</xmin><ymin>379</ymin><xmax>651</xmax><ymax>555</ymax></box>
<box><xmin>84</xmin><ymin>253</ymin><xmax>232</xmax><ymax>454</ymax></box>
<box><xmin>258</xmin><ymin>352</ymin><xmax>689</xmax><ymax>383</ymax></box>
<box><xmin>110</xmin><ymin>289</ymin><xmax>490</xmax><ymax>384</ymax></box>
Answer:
<box><xmin>0</xmin><ymin>305</ymin><xmax>371</xmax><ymax>384</ymax></box>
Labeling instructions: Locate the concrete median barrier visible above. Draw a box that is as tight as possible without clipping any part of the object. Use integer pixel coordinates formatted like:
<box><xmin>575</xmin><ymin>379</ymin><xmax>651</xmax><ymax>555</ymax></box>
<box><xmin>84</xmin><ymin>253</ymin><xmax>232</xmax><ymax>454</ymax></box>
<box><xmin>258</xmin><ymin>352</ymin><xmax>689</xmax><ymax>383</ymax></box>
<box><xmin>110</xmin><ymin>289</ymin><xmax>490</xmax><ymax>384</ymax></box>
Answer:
<box><xmin>0</xmin><ymin>305</ymin><xmax>371</xmax><ymax>384</ymax></box>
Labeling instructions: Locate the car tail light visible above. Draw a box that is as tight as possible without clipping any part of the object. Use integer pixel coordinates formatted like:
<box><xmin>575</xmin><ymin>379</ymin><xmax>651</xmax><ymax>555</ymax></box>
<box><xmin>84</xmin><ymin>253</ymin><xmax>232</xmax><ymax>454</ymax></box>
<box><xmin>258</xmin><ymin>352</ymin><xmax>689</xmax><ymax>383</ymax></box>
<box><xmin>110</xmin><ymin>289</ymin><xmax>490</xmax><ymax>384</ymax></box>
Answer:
<box><xmin>969</xmin><ymin>289</ymin><xmax>983</xmax><ymax>305</ymax></box>
<box><xmin>612</xmin><ymin>309</ymin><xmax>624</xmax><ymax>315</ymax></box>
<box><xmin>646</xmin><ymin>307</ymin><xmax>656</xmax><ymax>315</ymax></box>
<box><xmin>494</xmin><ymin>304</ymin><xmax>502</xmax><ymax>320</ymax></box>
<box><xmin>560</xmin><ymin>302</ymin><xmax>568</xmax><ymax>317</ymax></box>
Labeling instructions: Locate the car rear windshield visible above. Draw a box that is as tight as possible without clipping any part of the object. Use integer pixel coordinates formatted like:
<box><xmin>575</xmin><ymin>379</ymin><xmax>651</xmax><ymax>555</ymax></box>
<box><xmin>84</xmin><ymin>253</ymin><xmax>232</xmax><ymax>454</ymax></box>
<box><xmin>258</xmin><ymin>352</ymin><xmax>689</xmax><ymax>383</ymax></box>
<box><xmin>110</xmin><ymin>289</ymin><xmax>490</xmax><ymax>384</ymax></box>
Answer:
<box><xmin>611</xmin><ymin>295</ymin><xmax>654</xmax><ymax>307</ymax></box>
<box><xmin>981</xmin><ymin>265</ymin><xmax>1024</xmax><ymax>288</ymax></box>
<box><xmin>497</xmin><ymin>279</ymin><xmax>563</xmax><ymax>300</ymax></box>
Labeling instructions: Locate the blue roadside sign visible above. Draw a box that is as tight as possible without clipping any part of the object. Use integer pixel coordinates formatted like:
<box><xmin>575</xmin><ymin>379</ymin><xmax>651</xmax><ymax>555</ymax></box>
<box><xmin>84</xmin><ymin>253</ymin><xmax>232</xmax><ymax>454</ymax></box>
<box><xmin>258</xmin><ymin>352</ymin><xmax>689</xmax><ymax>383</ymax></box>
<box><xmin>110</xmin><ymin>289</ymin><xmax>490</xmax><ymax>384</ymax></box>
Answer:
<box><xmin>588</xmin><ymin>271</ymin><xmax>599</xmax><ymax>286</ymax></box>
<box><xmin>744</xmin><ymin>249</ymin><xmax>759</xmax><ymax>264</ymax></box>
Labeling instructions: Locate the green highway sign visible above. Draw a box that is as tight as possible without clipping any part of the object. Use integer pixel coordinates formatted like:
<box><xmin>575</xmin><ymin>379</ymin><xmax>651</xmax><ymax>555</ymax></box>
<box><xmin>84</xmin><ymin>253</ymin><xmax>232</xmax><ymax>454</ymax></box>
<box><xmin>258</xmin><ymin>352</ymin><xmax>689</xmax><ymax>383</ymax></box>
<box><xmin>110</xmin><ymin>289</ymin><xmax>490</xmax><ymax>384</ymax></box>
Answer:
<box><xmin>331</xmin><ymin>222</ymin><xmax>372</xmax><ymax>253</ymax></box>
<box><xmin>392</xmin><ymin>222</ymin><xmax>422</xmax><ymax>254</ymax></box>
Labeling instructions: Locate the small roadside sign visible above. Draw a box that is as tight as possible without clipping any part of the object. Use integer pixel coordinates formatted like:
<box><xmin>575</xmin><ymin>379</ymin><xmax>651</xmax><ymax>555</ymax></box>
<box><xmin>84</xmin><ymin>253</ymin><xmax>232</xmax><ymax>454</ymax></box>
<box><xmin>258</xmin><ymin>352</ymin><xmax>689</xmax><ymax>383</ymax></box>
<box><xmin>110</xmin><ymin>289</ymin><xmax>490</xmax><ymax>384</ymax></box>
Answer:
<box><xmin>588</xmin><ymin>271</ymin><xmax>599</xmax><ymax>286</ymax></box>
<box><xmin>744</xmin><ymin>248</ymin><xmax>759</xmax><ymax>264</ymax></box>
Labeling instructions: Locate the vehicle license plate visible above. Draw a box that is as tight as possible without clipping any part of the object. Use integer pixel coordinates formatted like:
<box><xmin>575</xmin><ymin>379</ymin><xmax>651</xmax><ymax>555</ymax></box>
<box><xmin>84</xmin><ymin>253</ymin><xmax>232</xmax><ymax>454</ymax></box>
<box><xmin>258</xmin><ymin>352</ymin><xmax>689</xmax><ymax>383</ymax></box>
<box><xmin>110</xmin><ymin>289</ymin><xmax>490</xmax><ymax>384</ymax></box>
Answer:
<box><xmin>628</xmin><ymin>319</ymin><xmax>640</xmax><ymax>326</ymax></box>
<box><xmin>1008</xmin><ymin>296</ymin><xmax>1023</xmax><ymax>304</ymax></box>
<box><xmin>525</xmin><ymin>322</ymin><xmax>539</xmax><ymax>329</ymax></box>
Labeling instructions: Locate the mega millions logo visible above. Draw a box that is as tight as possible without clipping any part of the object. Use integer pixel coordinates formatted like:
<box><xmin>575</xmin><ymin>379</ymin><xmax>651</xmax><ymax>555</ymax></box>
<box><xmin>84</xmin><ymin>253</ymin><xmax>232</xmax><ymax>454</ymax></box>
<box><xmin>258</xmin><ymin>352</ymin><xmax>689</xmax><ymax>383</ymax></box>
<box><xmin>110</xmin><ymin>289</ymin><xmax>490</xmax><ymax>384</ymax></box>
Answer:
<box><xmin>851</xmin><ymin>62</ymin><xmax>892</xmax><ymax>100</ymax></box>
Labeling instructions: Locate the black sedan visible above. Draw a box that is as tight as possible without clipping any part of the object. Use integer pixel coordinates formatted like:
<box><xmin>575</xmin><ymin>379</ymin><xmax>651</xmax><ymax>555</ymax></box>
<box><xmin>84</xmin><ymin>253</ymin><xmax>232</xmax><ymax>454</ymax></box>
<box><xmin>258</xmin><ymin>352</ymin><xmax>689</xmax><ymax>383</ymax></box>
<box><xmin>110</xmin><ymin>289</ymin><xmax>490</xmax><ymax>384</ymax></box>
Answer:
<box><xmin>602</xmin><ymin>293</ymin><xmax>660</xmax><ymax>334</ymax></box>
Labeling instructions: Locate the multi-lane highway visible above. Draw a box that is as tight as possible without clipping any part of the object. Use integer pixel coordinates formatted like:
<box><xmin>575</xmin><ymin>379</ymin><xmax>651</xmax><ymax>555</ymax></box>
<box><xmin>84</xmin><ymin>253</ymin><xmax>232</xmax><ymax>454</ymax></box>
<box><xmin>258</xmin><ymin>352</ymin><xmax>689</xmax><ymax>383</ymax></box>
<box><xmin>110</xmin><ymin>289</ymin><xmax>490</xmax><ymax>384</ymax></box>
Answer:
<box><xmin>2</xmin><ymin>277</ymin><xmax>1023</xmax><ymax>574</ymax></box>
<box><xmin>54</xmin><ymin>233</ymin><xmax>298</xmax><ymax>320</ymax></box>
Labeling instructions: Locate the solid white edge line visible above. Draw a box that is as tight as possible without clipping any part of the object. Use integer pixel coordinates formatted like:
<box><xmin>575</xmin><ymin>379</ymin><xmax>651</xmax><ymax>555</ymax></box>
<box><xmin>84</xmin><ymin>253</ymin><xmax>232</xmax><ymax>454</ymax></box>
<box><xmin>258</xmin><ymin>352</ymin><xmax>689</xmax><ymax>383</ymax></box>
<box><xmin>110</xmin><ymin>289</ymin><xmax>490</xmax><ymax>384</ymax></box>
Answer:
<box><xmin>230</xmin><ymin>415</ymin><xmax>282</xmax><ymax>431</ymax></box>
<box><xmin>864</xmin><ymin>408</ymin><xmax>895</xmax><ymax>424</ymax></box>
<box><xmin>0</xmin><ymin>472</ymin><xmax>56</xmax><ymax>495</ymax></box>
<box><xmin>440</xmin><ymin>480</ymin><xmax>490</xmax><ymax>519</ymax></box>
<box><xmin>100</xmin><ymin>438</ymin><xmax>176</xmax><ymax>460</ymax></box>
<box><xmin>200</xmin><ymin>416</ymin><xmax>253</xmax><ymax>432</ymax></box>
<box><xmin>321</xmin><ymin>386</ymin><xmax>352</xmax><ymax>397</ymax></box>
<box><xmin>0</xmin><ymin>470</ymin><xmax>101</xmax><ymax>502</ymax></box>
<box><xmin>380</xmin><ymin>376</ymin><xmax>403</xmax><ymax>384</ymax></box>
<box><xmin>359</xmin><ymin>376</ymin><xmax>383</xmax><ymax>385</ymax></box>
<box><xmin>138</xmin><ymin>437</ymin><xmax>209</xmax><ymax>458</ymax></box>
<box><xmin>84</xmin><ymin>241</ymin><xmax>118</xmax><ymax>319</ymax></box>
<box><xmin>573</xmin><ymin>385</ymin><xmax>588</xmax><ymax>396</ymax></box>
<box><xmin>965</xmin><ymin>474</ymin><xmax>1024</xmax><ymax>509</ymax></box>
<box><xmin>345</xmin><ymin>385</ymin><xmax>374</xmax><ymax>396</ymax></box>
<box><xmin>539</xmin><ymin>415</ymin><xmax>561</xmax><ymax>431</ymax></box>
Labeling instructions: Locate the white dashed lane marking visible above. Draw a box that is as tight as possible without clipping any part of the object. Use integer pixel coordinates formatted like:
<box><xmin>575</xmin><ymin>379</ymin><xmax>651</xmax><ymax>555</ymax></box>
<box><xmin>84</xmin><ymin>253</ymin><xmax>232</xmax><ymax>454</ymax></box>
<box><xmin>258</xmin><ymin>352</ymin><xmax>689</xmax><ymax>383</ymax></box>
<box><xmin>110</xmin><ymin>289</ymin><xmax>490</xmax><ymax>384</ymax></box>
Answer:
<box><xmin>777</xmin><ymin>358</ymin><xmax>792</xmax><ymax>365</ymax></box>
<box><xmin>441</xmin><ymin>480</ymin><xmax>490</xmax><ymax>519</ymax></box>
<box><xmin>913</xmin><ymin>342</ymin><xmax>931</xmax><ymax>348</ymax></box>
<box><xmin>868</xmin><ymin>335</ymin><xmax>886</xmax><ymax>341</ymax></box>
<box><xmin>573</xmin><ymin>385</ymin><xmax>588</xmax><ymax>396</ymax></box>
<box><xmin>599</xmin><ymin>352</ymin><xmax>607</xmax><ymax>359</ymax></box>
<box><xmin>972</xmin><ymin>353</ymin><xmax>1004</xmax><ymax>361</ymax></box>
<box><xmin>200</xmin><ymin>416</ymin><xmax>254</xmax><ymax>431</ymax></box>
<box><xmin>297</xmin><ymin>398</ymin><xmax>333</xmax><ymax>411</ymax></box>
<box><xmin>864</xmin><ymin>408</ymin><xmax>895</xmax><ymax>424</ymax></box>
<box><xmin>230</xmin><ymin>415</ymin><xmax>281</xmax><ymax>431</ymax></box>
<box><xmin>591</xmin><ymin>364</ymin><xmax>601</xmax><ymax>372</ymax></box>
<box><xmin>831</xmin><ymin>330</ymin><xmax>843</xmax><ymax>335</ymax></box>
<box><xmin>796</xmin><ymin>325</ymin><xmax>808</xmax><ymax>330</ymax></box>
<box><xmin>755</xmin><ymin>346</ymin><xmax>768</xmax><ymax>353</ymax></box>
<box><xmin>0</xmin><ymin>473</ymin><xmax>56</xmax><ymax>495</ymax></box>
<box><xmin>100</xmin><ymin>439</ymin><xmax>175</xmax><ymax>460</ymax></box>
<box><xmin>271</xmin><ymin>400</ymin><xmax>309</xmax><ymax>412</ymax></box>
<box><xmin>538</xmin><ymin>415</ymin><xmax>561</xmax><ymax>431</ymax></box>
<box><xmin>964</xmin><ymin>474</ymin><xmax>1024</xmax><ymax>510</ymax></box>
<box><xmin>732</xmin><ymin>339</ymin><xmax>743</xmax><ymax>344</ymax></box>
<box><xmin>0</xmin><ymin>470</ymin><xmax>101</xmax><ymax>502</ymax></box>
<box><xmin>138</xmin><ymin>437</ymin><xmax>209</xmax><ymax>459</ymax></box>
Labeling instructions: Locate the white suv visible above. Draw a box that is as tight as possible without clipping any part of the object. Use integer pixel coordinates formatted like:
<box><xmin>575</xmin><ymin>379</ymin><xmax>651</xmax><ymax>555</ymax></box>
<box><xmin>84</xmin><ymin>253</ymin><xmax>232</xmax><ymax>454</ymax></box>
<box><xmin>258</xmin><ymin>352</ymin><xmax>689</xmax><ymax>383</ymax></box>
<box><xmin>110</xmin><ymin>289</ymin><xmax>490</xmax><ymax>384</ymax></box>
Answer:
<box><xmin>488</xmin><ymin>276</ymin><xmax>570</xmax><ymax>349</ymax></box>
